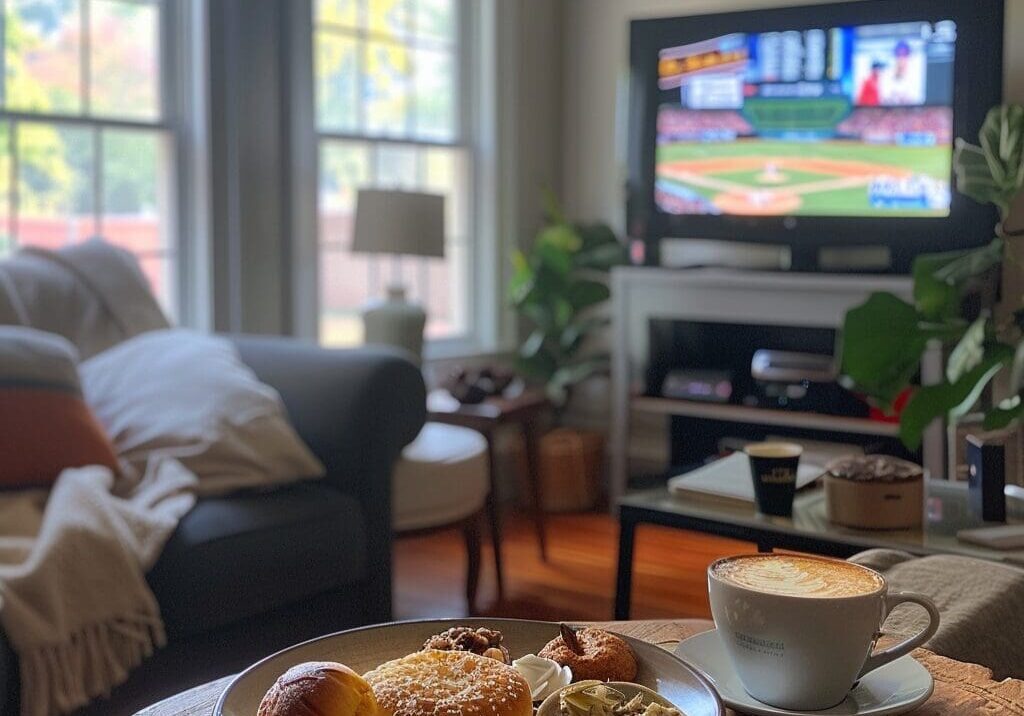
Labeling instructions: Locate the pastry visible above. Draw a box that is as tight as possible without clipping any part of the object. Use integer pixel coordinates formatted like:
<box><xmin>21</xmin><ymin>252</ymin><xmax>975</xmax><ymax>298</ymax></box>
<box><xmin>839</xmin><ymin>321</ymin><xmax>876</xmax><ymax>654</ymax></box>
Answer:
<box><xmin>258</xmin><ymin>661</ymin><xmax>380</xmax><ymax>716</ymax></box>
<box><xmin>538</xmin><ymin>625</ymin><xmax>638</xmax><ymax>683</ymax></box>
<box><xmin>365</xmin><ymin>649</ymin><xmax>532</xmax><ymax>716</ymax></box>
<box><xmin>422</xmin><ymin>625</ymin><xmax>511</xmax><ymax>664</ymax></box>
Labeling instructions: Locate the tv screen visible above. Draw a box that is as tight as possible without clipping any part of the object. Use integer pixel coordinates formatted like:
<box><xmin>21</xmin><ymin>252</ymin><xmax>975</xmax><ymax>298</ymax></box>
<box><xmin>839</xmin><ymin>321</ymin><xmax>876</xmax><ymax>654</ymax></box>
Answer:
<box><xmin>654</xmin><ymin>20</ymin><xmax>958</xmax><ymax>218</ymax></box>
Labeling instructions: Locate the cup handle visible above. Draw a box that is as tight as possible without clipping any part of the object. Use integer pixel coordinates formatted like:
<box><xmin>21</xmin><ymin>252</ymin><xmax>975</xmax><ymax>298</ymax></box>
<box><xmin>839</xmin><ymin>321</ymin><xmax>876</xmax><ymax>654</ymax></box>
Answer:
<box><xmin>857</xmin><ymin>591</ymin><xmax>940</xmax><ymax>679</ymax></box>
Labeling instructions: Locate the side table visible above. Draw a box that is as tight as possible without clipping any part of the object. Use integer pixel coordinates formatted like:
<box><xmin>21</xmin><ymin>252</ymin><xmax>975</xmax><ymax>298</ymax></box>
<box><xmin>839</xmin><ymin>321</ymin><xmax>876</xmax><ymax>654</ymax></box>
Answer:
<box><xmin>427</xmin><ymin>387</ymin><xmax>551</xmax><ymax>602</ymax></box>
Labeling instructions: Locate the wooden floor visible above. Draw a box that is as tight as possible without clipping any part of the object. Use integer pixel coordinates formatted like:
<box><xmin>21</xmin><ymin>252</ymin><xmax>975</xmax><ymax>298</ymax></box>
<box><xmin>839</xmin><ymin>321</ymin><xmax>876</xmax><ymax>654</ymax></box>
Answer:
<box><xmin>394</xmin><ymin>510</ymin><xmax>753</xmax><ymax>621</ymax></box>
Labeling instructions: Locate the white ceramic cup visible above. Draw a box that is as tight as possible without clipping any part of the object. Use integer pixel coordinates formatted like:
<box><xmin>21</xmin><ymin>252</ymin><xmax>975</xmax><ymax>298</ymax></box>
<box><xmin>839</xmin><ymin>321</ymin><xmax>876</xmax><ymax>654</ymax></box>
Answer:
<box><xmin>707</xmin><ymin>553</ymin><xmax>940</xmax><ymax>711</ymax></box>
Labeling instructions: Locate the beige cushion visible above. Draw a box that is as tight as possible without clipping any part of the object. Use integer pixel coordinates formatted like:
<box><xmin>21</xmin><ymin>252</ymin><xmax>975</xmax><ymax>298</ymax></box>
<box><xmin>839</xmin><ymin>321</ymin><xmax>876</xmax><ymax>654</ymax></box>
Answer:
<box><xmin>392</xmin><ymin>423</ymin><xmax>489</xmax><ymax>531</ymax></box>
<box><xmin>0</xmin><ymin>239</ymin><xmax>170</xmax><ymax>359</ymax></box>
<box><xmin>80</xmin><ymin>329</ymin><xmax>324</xmax><ymax>496</ymax></box>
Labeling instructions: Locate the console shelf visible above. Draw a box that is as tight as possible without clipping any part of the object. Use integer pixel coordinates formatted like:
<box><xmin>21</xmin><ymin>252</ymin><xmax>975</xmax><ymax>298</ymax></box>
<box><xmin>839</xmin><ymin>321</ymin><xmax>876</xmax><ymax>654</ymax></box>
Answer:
<box><xmin>631</xmin><ymin>395</ymin><xmax>900</xmax><ymax>438</ymax></box>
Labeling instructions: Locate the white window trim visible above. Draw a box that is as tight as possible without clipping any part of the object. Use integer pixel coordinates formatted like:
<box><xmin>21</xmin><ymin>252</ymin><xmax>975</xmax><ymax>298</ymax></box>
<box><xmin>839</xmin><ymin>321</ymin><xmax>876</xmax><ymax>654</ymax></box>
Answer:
<box><xmin>290</xmin><ymin>0</ymin><xmax>513</xmax><ymax>357</ymax></box>
<box><xmin>0</xmin><ymin>0</ymin><xmax>209</xmax><ymax>327</ymax></box>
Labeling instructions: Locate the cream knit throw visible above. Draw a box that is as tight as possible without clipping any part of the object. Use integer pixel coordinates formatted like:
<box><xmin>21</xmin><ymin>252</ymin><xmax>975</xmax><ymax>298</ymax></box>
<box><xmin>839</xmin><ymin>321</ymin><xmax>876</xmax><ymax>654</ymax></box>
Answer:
<box><xmin>0</xmin><ymin>458</ymin><xmax>197</xmax><ymax>716</ymax></box>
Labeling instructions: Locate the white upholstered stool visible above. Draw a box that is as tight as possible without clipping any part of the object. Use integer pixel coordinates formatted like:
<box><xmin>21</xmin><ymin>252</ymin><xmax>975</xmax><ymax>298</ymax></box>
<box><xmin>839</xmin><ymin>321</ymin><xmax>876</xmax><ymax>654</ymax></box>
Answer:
<box><xmin>392</xmin><ymin>422</ymin><xmax>492</xmax><ymax>610</ymax></box>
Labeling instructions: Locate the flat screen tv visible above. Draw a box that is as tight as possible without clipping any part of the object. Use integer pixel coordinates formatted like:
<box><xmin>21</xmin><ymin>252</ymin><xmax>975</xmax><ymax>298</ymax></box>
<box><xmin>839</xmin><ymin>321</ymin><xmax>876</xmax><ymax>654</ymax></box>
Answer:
<box><xmin>627</xmin><ymin>0</ymin><xmax>1004</xmax><ymax>271</ymax></box>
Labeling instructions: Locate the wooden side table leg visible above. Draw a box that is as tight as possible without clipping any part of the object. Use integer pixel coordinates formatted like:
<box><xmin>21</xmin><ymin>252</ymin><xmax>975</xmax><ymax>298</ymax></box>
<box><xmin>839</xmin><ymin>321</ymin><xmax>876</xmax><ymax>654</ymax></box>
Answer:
<box><xmin>463</xmin><ymin>512</ymin><xmax>483</xmax><ymax>614</ymax></box>
<box><xmin>523</xmin><ymin>423</ymin><xmax>548</xmax><ymax>561</ymax></box>
<box><xmin>615</xmin><ymin>512</ymin><xmax>638</xmax><ymax>620</ymax></box>
<box><xmin>485</xmin><ymin>433</ymin><xmax>506</xmax><ymax>602</ymax></box>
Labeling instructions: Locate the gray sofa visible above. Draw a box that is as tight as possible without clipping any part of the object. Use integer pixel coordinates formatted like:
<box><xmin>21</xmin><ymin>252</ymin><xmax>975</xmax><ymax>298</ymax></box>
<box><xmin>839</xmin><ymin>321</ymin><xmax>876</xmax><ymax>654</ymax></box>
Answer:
<box><xmin>0</xmin><ymin>335</ymin><xmax>426</xmax><ymax>716</ymax></box>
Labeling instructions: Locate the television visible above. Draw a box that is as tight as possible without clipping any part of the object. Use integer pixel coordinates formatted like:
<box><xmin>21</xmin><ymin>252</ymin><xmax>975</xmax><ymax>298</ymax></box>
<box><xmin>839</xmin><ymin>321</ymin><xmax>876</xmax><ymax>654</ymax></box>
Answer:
<box><xmin>627</xmin><ymin>0</ymin><xmax>1004</xmax><ymax>271</ymax></box>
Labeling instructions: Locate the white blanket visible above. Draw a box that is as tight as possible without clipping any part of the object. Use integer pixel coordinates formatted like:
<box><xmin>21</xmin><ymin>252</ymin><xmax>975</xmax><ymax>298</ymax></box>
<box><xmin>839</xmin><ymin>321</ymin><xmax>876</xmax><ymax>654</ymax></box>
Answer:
<box><xmin>0</xmin><ymin>459</ymin><xmax>197</xmax><ymax>716</ymax></box>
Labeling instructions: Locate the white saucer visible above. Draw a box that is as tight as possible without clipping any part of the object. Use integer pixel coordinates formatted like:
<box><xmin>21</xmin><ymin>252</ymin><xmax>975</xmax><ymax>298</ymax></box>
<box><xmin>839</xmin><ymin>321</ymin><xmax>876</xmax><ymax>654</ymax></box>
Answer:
<box><xmin>674</xmin><ymin>629</ymin><xmax>933</xmax><ymax>716</ymax></box>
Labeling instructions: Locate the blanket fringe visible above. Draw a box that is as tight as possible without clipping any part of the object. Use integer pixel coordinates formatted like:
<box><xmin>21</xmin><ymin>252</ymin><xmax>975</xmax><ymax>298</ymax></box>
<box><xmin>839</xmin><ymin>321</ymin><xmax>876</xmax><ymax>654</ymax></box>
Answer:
<box><xmin>18</xmin><ymin>610</ymin><xmax>166</xmax><ymax>716</ymax></box>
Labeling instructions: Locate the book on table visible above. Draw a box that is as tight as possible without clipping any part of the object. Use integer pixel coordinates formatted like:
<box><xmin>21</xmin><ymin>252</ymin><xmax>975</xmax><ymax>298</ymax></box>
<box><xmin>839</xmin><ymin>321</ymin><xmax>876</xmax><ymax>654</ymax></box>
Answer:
<box><xmin>668</xmin><ymin>451</ymin><xmax>826</xmax><ymax>506</ymax></box>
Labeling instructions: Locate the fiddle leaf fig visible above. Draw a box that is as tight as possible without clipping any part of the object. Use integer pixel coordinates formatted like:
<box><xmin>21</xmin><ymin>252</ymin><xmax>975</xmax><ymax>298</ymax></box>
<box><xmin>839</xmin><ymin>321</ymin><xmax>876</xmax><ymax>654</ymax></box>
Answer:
<box><xmin>509</xmin><ymin>199</ymin><xmax>626</xmax><ymax>410</ymax></box>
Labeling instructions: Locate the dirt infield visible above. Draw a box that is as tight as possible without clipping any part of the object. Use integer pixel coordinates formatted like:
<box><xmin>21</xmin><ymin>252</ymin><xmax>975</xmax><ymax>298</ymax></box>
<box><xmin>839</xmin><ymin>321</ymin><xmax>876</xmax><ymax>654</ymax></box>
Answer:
<box><xmin>658</xmin><ymin>155</ymin><xmax>915</xmax><ymax>215</ymax></box>
<box><xmin>661</xmin><ymin>155</ymin><xmax>913</xmax><ymax>180</ymax></box>
<box><xmin>714</xmin><ymin>190</ymin><xmax>802</xmax><ymax>214</ymax></box>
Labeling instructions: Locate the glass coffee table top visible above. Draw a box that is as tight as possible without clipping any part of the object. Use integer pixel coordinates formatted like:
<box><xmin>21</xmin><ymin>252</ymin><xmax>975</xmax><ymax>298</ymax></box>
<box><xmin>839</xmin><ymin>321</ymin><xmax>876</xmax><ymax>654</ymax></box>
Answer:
<box><xmin>619</xmin><ymin>480</ymin><xmax>1024</xmax><ymax>566</ymax></box>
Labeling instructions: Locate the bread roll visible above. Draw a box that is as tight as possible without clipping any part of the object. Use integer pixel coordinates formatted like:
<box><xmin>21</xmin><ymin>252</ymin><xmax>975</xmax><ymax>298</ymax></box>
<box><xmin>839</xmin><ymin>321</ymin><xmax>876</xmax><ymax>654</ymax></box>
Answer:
<box><xmin>258</xmin><ymin>661</ymin><xmax>380</xmax><ymax>716</ymax></box>
<box><xmin>365</xmin><ymin>650</ymin><xmax>532</xmax><ymax>716</ymax></box>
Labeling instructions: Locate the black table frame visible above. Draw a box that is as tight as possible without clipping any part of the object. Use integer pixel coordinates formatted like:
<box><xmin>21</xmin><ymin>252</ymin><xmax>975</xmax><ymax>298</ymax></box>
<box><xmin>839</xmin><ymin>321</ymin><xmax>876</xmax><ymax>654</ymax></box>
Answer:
<box><xmin>615</xmin><ymin>502</ymin><xmax>909</xmax><ymax>620</ymax></box>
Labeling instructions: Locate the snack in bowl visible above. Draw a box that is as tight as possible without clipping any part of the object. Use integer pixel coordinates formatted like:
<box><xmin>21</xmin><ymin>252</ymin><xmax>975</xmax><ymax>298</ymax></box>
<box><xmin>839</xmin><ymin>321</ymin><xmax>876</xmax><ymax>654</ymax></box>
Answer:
<box><xmin>538</xmin><ymin>625</ymin><xmax>638</xmax><ymax>683</ymax></box>
<box><xmin>365</xmin><ymin>649</ymin><xmax>532</xmax><ymax>716</ymax></box>
<box><xmin>548</xmin><ymin>681</ymin><xmax>681</xmax><ymax>716</ymax></box>
<box><xmin>422</xmin><ymin>625</ymin><xmax>511</xmax><ymax>664</ymax></box>
<box><xmin>257</xmin><ymin>661</ymin><xmax>380</xmax><ymax>716</ymax></box>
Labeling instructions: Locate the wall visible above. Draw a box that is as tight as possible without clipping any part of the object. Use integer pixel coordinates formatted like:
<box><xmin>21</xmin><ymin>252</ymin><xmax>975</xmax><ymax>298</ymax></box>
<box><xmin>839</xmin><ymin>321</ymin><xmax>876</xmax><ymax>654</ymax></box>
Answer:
<box><xmin>561</xmin><ymin>0</ymin><xmax>1024</xmax><ymax>231</ymax></box>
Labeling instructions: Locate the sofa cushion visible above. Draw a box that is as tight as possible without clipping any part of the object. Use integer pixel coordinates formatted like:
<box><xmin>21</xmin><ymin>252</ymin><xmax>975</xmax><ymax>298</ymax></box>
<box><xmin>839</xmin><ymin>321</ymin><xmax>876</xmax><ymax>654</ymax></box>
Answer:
<box><xmin>0</xmin><ymin>326</ymin><xmax>119</xmax><ymax>489</ymax></box>
<box><xmin>82</xmin><ymin>329</ymin><xmax>325</xmax><ymax>496</ymax></box>
<box><xmin>147</xmin><ymin>482</ymin><xmax>367</xmax><ymax>636</ymax></box>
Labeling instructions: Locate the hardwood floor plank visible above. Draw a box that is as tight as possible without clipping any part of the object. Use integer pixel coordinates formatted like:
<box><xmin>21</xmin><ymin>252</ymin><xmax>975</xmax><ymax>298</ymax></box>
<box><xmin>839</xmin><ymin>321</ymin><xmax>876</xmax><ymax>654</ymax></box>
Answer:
<box><xmin>394</xmin><ymin>511</ymin><xmax>752</xmax><ymax>621</ymax></box>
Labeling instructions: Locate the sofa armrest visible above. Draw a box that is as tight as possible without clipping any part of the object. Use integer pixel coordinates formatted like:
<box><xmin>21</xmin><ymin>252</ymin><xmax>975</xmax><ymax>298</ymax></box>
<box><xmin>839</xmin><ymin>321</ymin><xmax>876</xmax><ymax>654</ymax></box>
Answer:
<box><xmin>230</xmin><ymin>335</ymin><xmax>426</xmax><ymax>620</ymax></box>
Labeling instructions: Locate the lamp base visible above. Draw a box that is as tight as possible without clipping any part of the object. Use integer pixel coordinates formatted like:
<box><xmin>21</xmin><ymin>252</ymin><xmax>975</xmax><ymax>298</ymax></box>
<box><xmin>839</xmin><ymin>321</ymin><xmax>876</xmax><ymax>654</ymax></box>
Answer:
<box><xmin>361</xmin><ymin>284</ymin><xmax>427</xmax><ymax>363</ymax></box>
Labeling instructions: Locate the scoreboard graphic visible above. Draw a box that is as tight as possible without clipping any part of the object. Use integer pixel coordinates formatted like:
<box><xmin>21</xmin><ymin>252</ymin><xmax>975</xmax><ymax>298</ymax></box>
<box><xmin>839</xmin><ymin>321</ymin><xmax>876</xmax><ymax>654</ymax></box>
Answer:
<box><xmin>654</xmin><ymin>21</ymin><xmax>957</xmax><ymax>217</ymax></box>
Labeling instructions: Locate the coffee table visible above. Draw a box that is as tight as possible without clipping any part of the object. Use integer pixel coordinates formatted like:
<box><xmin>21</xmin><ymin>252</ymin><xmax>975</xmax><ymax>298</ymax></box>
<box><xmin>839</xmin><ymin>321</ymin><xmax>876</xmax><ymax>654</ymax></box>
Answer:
<box><xmin>135</xmin><ymin>620</ymin><xmax>1024</xmax><ymax>715</ymax></box>
<box><xmin>615</xmin><ymin>480</ymin><xmax>1024</xmax><ymax>619</ymax></box>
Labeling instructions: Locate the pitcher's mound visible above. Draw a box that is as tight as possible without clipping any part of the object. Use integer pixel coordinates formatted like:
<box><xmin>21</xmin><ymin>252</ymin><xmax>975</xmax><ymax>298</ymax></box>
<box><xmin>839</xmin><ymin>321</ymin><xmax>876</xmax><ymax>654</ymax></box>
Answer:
<box><xmin>714</xmin><ymin>190</ymin><xmax>801</xmax><ymax>215</ymax></box>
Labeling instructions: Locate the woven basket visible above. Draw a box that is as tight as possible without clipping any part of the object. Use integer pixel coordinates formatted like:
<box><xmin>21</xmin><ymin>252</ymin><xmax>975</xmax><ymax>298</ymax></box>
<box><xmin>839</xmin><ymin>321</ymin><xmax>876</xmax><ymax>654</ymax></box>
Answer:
<box><xmin>538</xmin><ymin>427</ymin><xmax>604</xmax><ymax>512</ymax></box>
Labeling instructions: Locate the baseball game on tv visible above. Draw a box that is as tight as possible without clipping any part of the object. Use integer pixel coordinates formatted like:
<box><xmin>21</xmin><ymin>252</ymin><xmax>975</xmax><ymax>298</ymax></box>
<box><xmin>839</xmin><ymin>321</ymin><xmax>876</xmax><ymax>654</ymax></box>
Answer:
<box><xmin>654</xmin><ymin>20</ymin><xmax>958</xmax><ymax>218</ymax></box>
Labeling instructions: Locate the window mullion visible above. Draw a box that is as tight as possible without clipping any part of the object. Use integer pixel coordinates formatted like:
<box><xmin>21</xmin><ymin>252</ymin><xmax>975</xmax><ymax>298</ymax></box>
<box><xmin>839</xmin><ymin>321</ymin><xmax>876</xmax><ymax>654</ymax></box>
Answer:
<box><xmin>9</xmin><ymin>120</ymin><xmax>17</xmax><ymax>248</ymax></box>
<box><xmin>0</xmin><ymin>0</ymin><xmax>7</xmax><ymax>109</ymax></box>
<box><xmin>82</xmin><ymin>0</ymin><xmax>91</xmax><ymax>115</ymax></box>
<box><xmin>93</xmin><ymin>126</ymin><xmax>103</xmax><ymax>238</ymax></box>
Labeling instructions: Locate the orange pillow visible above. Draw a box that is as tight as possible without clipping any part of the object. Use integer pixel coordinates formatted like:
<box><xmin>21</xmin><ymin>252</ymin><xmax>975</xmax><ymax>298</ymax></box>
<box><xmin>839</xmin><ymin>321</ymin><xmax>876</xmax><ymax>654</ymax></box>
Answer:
<box><xmin>0</xmin><ymin>327</ymin><xmax>118</xmax><ymax>490</ymax></box>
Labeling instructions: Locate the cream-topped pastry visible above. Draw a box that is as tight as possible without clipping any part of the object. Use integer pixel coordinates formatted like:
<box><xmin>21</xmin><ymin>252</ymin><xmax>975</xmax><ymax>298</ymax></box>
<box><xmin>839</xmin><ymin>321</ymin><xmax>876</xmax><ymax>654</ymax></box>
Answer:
<box><xmin>512</xmin><ymin>654</ymin><xmax>572</xmax><ymax>701</ymax></box>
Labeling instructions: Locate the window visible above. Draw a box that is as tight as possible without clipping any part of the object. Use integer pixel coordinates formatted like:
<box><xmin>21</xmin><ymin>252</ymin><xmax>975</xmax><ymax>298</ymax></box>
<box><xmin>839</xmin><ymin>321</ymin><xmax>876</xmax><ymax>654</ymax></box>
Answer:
<box><xmin>0</xmin><ymin>0</ymin><xmax>180</xmax><ymax>315</ymax></box>
<box><xmin>314</xmin><ymin>0</ymin><xmax>471</xmax><ymax>347</ymax></box>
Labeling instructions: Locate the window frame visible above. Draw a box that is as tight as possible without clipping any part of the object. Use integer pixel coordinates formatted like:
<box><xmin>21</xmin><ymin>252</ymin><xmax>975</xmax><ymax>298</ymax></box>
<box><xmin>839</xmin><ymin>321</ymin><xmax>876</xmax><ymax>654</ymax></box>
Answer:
<box><xmin>0</xmin><ymin>0</ymin><xmax>199</xmax><ymax>322</ymax></box>
<box><xmin>310</xmin><ymin>0</ymin><xmax>488</xmax><ymax>358</ymax></box>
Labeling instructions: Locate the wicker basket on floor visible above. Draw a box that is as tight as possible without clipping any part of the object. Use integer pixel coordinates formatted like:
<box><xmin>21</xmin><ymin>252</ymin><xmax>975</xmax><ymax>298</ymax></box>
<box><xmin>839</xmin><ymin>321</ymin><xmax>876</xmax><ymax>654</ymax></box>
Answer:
<box><xmin>538</xmin><ymin>427</ymin><xmax>604</xmax><ymax>512</ymax></box>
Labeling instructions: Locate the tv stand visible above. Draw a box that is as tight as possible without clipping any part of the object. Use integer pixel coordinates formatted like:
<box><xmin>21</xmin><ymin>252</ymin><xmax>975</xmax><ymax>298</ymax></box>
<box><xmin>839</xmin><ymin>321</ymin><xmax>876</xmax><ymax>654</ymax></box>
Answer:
<box><xmin>608</xmin><ymin>266</ymin><xmax>944</xmax><ymax>506</ymax></box>
<box><xmin>657</xmin><ymin>238</ymin><xmax>895</xmax><ymax>273</ymax></box>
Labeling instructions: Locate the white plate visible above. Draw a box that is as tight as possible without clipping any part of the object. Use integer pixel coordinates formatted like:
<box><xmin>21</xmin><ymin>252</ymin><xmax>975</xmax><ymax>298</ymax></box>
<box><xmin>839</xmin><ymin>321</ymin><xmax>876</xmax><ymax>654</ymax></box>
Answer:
<box><xmin>216</xmin><ymin>618</ymin><xmax>724</xmax><ymax>716</ymax></box>
<box><xmin>674</xmin><ymin>629</ymin><xmax>933</xmax><ymax>716</ymax></box>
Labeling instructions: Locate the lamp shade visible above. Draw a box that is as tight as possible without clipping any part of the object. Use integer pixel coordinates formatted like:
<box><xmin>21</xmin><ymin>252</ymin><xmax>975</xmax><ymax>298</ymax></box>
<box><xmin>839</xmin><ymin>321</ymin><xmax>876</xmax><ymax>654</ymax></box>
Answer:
<box><xmin>351</xmin><ymin>189</ymin><xmax>446</xmax><ymax>258</ymax></box>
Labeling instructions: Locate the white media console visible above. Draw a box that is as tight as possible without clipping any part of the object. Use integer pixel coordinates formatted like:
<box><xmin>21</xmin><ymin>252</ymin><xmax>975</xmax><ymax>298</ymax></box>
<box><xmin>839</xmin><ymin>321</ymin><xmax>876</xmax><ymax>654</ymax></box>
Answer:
<box><xmin>608</xmin><ymin>266</ymin><xmax>945</xmax><ymax>504</ymax></box>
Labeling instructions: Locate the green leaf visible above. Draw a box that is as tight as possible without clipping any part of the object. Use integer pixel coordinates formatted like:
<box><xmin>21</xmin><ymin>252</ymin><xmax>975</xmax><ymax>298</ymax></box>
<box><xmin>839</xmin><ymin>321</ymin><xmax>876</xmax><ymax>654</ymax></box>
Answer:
<box><xmin>576</xmin><ymin>223</ymin><xmax>619</xmax><ymax>250</ymax></box>
<box><xmin>537</xmin><ymin>223</ymin><xmax>582</xmax><ymax>254</ymax></box>
<box><xmin>547</xmin><ymin>356</ymin><xmax>611</xmax><ymax>406</ymax></box>
<box><xmin>517</xmin><ymin>346</ymin><xmax>558</xmax><ymax>382</ymax></box>
<box><xmin>565</xmin><ymin>279</ymin><xmax>610</xmax><ymax>310</ymax></box>
<box><xmin>560</xmin><ymin>316</ymin><xmax>610</xmax><ymax>353</ymax></box>
<box><xmin>946</xmin><ymin>316</ymin><xmax>988</xmax><ymax>383</ymax></box>
<box><xmin>913</xmin><ymin>250</ymin><xmax>963</xmax><ymax>320</ymax></box>
<box><xmin>984</xmin><ymin>395</ymin><xmax>1024</xmax><ymax>430</ymax></box>
<box><xmin>933</xmin><ymin>238</ymin><xmax>1003</xmax><ymax>285</ymax></box>
<box><xmin>573</xmin><ymin>241</ymin><xmax>627</xmax><ymax>271</ymax></box>
<box><xmin>542</xmin><ymin>188</ymin><xmax>566</xmax><ymax>225</ymax></box>
<box><xmin>520</xmin><ymin>328</ymin><xmax>547</xmax><ymax>359</ymax></box>
<box><xmin>899</xmin><ymin>345</ymin><xmax>1011</xmax><ymax>450</ymax></box>
<box><xmin>954</xmin><ymin>140</ymin><xmax>1007</xmax><ymax>209</ymax></box>
<box><xmin>553</xmin><ymin>298</ymin><xmax>574</xmax><ymax>329</ymax></box>
<box><xmin>841</xmin><ymin>293</ymin><xmax>931</xmax><ymax>405</ymax></box>
<box><xmin>508</xmin><ymin>251</ymin><xmax>536</xmax><ymax>306</ymax></box>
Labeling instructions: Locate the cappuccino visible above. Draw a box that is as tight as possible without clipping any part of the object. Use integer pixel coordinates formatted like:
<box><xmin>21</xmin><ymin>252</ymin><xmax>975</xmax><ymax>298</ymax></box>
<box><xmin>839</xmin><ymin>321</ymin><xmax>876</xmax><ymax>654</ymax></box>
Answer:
<box><xmin>711</xmin><ymin>554</ymin><xmax>883</xmax><ymax>598</ymax></box>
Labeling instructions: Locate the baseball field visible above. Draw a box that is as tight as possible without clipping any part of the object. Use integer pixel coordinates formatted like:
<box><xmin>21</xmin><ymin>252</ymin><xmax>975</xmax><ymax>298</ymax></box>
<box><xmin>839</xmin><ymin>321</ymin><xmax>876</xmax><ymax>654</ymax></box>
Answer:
<box><xmin>656</xmin><ymin>139</ymin><xmax>951</xmax><ymax>216</ymax></box>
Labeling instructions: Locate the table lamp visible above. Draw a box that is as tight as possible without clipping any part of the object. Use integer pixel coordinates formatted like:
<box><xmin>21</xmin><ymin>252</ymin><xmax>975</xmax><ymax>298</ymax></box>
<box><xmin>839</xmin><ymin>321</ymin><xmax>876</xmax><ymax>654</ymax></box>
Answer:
<box><xmin>351</xmin><ymin>188</ymin><xmax>445</xmax><ymax>362</ymax></box>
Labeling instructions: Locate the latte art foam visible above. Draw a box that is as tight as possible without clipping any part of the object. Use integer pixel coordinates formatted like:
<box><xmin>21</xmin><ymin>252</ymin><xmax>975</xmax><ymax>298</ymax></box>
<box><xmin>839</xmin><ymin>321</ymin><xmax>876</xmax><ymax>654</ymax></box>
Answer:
<box><xmin>712</xmin><ymin>555</ymin><xmax>884</xmax><ymax>598</ymax></box>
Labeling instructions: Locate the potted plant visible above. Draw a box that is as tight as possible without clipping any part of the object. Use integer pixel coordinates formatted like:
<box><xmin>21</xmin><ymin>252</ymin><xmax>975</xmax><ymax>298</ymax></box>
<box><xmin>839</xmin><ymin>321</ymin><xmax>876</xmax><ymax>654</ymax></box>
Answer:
<box><xmin>509</xmin><ymin>199</ymin><xmax>627</xmax><ymax>509</ymax></box>
<box><xmin>841</xmin><ymin>105</ymin><xmax>1024</xmax><ymax>456</ymax></box>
